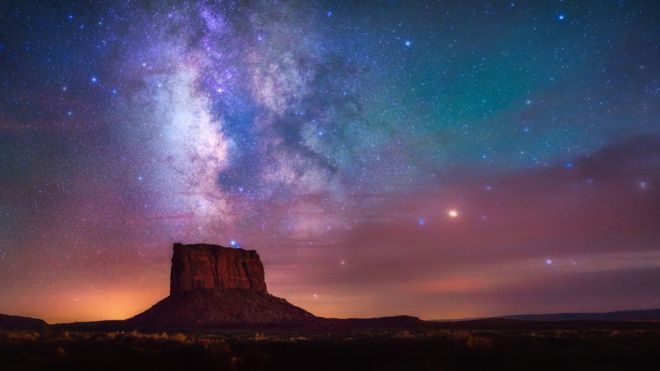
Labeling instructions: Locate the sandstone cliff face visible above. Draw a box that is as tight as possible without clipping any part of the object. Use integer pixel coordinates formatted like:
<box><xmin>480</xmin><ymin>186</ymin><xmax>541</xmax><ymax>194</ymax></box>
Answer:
<box><xmin>170</xmin><ymin>243</ymin><xmax>267</xmax><ymax>295</ymax></box>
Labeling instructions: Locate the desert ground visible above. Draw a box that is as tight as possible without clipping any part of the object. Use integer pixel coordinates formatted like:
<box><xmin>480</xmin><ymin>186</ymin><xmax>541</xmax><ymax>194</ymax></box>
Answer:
<box><xmin>2</xmin><ymin>323</ymin><xmax>660</xmax><ymax>371</ymax></box>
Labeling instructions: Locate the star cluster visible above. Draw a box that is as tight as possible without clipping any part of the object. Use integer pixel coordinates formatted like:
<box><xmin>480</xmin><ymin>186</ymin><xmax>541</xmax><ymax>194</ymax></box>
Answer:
<box><xmin>0</xmin><ymin>1</ymin><xmax>659</xmax><ymax>322</ymax></box>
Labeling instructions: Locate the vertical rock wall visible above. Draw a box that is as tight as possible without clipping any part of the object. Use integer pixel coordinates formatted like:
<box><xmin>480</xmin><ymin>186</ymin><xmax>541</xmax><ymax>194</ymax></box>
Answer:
<box><xmin>170</xmin><ymin>243</ymin><xmax>268</xmax><ymax>295</ymax></box>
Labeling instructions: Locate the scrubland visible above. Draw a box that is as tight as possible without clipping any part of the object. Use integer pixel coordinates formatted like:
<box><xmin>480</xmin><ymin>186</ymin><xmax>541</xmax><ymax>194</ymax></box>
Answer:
<box><xmin>1</xmin><ymin>326</ymin><xmax>659</xmax><ymax>370</ymax></box>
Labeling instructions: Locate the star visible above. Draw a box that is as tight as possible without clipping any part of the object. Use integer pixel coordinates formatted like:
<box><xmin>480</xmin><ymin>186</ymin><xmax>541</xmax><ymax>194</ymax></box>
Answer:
<box><xmin>1</xmin><ymin>0</ymin><xmax>658</xmax><ymax>325</ymax></box>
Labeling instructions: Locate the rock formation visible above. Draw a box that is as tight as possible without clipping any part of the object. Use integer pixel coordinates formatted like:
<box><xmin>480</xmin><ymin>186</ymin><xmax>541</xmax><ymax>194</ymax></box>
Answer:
<box><xmin>170</xmin><ymin>243</ymin><xmax>267</xmax><ymax>295</ymax></box>
<box><xmin>0</xmin><ymin>314</ymin><xmax>47</xmax><ymax>329</ymax></box>
<box><xmin>129</xmin><ymin>243</ymin><xmax>316</xmax><ymax>329</ymax></box>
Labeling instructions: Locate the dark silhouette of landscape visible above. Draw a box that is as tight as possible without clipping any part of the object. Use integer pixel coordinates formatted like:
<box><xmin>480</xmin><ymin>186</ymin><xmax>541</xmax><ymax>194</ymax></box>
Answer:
<box><xmin>2</xmin><ymin>243</ymin><xmax>660</xmax><ymax>370</ymax></box>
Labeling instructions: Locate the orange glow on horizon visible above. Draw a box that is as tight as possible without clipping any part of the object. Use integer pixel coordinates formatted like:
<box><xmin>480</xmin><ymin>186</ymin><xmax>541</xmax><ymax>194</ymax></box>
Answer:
<box><xmin>0</xmin><ymin>287</ymin><xmax>167</xmax><ymax>324</ymax></box>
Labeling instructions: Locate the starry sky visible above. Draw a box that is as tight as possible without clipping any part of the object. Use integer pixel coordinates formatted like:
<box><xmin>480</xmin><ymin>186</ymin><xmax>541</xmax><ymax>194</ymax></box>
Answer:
<box><xmin>1</xmin><ymin>0</ymin><xmax>659</xmax><ymax>323</ymax></box>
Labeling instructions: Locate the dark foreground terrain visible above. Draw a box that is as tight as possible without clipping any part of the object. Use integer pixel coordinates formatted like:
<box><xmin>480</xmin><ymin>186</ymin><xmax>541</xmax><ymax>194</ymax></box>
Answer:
<box><xmin>2</xmin><ymin>323</ymin><xmax>660</xmax><ymax>371</ymax></box>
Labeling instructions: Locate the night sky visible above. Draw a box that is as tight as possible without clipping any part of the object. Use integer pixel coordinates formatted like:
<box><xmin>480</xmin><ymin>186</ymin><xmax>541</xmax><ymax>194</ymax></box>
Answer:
<box><xmin>1</xmin><ymin>1</ymin><xmax>659</xmax><ymax>323</ymax></box>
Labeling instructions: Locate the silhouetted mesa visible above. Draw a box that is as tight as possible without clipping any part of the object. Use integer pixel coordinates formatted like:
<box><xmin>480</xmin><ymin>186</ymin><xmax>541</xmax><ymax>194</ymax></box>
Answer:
<box><xmin>0</xmin><ymin>313</ymin><xmax>47</xmax><ymax>330</ymax></box>
<box><xmin>128</xmin><ymin>243</ymin><xmax>316</xmax><ymax>329</ymax></box>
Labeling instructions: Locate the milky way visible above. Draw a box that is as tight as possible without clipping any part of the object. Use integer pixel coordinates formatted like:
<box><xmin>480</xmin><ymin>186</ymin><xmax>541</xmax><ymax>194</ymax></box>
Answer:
<box><xmin>1</xmin><ymin>1</ymin><xmax>659</xmax><ymax>322</ymax></box>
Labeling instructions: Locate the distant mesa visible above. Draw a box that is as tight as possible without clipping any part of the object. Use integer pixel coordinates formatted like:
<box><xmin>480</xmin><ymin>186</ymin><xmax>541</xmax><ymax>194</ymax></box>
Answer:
<box><xmin>127</xmin><ymin>243</ymin><xmax>316</xmax><ymax>329</ymax></box>
<box><xmin>500</xmin><ymin>308</ymin><xmax>660</xmax><ymax>322</ymax></box>
<box><xmin>0</xmin><ymin>313</ymin><xmax>47</xmax><ymax>330</ymax></box>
